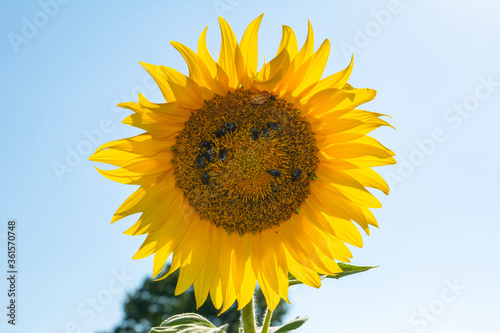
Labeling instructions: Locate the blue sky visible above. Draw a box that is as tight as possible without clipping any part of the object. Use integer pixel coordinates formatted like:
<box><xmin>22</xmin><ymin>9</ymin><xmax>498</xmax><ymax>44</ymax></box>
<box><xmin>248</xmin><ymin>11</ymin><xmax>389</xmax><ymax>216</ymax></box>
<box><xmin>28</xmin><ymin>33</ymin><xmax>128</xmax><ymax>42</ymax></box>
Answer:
<box><xmin>1</xmin><ymin>0</ymin><xmax>499</xmax><ymax>332</ymax></box>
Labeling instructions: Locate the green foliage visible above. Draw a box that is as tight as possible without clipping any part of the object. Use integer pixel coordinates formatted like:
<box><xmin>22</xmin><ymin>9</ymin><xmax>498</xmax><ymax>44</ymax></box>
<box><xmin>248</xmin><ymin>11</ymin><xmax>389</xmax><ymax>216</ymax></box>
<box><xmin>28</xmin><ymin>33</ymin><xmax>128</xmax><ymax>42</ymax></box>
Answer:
<box><xmin>111</xmin><ymin>265</ymin><xmax>287</xmax><ymax>333</ymax></box>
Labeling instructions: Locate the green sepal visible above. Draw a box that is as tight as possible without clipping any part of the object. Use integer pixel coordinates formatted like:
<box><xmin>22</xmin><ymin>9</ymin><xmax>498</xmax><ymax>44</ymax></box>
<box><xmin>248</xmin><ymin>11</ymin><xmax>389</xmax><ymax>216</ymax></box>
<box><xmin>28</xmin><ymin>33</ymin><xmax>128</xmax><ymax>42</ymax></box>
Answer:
<box><xmin>288</xmin><ymin>263</ymin><xmax>377</xmax><ymax>286</ymax></box>
<box><xmin>150</xmin><ymin>313</ymin><xmax>228</xmax><ymax>333</ymax></box>
<box><xmin>267</xmin><ymin>316</ymin><xmax>308</xmax><ymax>333</ymax></box>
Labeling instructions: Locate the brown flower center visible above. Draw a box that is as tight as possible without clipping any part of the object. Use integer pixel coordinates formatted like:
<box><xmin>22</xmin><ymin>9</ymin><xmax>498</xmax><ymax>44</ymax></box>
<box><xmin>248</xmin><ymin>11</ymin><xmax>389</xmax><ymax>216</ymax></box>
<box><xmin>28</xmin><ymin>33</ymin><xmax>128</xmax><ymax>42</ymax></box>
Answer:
<box><xmin>171</xmin><ymin>89</ymin><xmax>318</xmax><ymax>234</ymax></box>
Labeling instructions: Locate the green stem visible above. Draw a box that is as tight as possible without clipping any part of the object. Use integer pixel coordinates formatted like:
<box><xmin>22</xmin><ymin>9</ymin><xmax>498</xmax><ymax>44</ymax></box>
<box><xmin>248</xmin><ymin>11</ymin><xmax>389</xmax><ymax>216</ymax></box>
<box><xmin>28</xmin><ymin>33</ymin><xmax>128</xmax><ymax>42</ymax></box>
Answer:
<box><xmin>241</xmin><ymin>297</ymin><xmax>257</xmax><ymax>333</ymax></box>
<box><xmin>261</xmin><ymin>308</ymin><xmax>273</xmax><ymax>333</ymax></box>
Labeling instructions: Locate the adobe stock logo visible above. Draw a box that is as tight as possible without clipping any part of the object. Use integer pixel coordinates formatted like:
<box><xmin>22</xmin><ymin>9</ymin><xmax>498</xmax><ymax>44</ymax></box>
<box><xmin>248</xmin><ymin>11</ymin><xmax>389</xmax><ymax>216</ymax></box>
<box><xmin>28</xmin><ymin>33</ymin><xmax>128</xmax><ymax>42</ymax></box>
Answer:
<box><xmin>402</xmin><ymin>279</ymin><xmax>466</xmax><ymax>333</ymax></box>
<box><xmin>7</xmin><ymin>0</ymin><xmax>71</xmax><ymax>54</ymax></box>
<box><xmin>57</xmin><ymin>268</ymin><xmax>135</xmax><ymax>333</ymax></box>
<box><xmin>51</xmin><ymin>119</ymin><xmax>115</xmax><ymax>182</ymax></box>
<box><xmin>384</xmin><ymin>75</ymin><xmax>498</xmax><ymax>192</ymax></box>
<box><xmin>340</xmin><ymin>0</ymin><xmax>404</xmax><ymax>59</ymax></box>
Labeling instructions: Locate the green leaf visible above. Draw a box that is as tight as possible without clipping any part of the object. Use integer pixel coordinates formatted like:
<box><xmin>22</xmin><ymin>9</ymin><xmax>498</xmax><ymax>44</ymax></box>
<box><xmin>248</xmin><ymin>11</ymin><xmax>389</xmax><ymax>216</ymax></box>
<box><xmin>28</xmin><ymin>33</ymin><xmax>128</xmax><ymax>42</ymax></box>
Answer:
<box><xmin>160</xmin><ymin>313</ymin><xmax>216</xmax><ymax>327</ymax></box>
<box><xmin>150</xmin><ymin>325</ymin><xmax>228</xmax><ymax>333</ymax></box>
<box><xmin>333</xmin><ymin>263</ymin><xmax>378</xmax><ymax>279</ymax></box>
<box><xmin>267</xmin><ymin>316</ymin><xmax>308</xmax><ymax>333</ymax></box>
<box><xmin>150</xmin><ymin>313</ymin><xmax>228</xmax><ymax>333</ymax></box>
<box><xmin>288</xmin><ymin>263</ymin><xmax>377</xmax><ymax>286</ymax></box>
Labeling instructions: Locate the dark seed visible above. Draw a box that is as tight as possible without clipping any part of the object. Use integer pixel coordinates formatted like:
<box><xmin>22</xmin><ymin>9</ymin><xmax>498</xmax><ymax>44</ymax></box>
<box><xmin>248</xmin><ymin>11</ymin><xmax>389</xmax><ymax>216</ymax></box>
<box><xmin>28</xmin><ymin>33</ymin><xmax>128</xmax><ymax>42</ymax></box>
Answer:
<box><xmin>269</xmin><ymin>95</ymin><xmax>276</xmax><ymax>101</ymax></box>
<box><xmin>268</xmin><ymin>122</ymin><xmax>280</xmax><ymax>131</ymax></box>
<box><xmin>225</xmin><ymin>122</ymin><xmax>237</xmax><ymax>131</ymax></box>
<box><xmin>201</xmin><ymin>172</ymin><xmax>210</xmax><ymax>185</ymax></box>
<box><xmin>291</xmin><ymin>168</ymin><xmax>302</xmax><ymax>181</ymax></box>
<box><xmin>215</xmin><ymin>128</ymin><xmax>227</xmax><ymax>138</ymax></box>
<box><xmin>251</xmin><ymin>127</ymin><xmax>259</xmax><ymax>140</ymax></box>
<box><xmin>195</xmin><ymin>156</ymin><xmax>205</xmax><ymax>167</ymax></box>
<box><xmin>267</xmin><ymin>169</ymin><xmax>282</xmax><ymax>177</ymax></box>
<box><xmin>204</xmin><ymin>147</ymin><xmax>216</xmax><ymax>162</ymax></box>
<box><xmin>198</xmin><ymin>141</ymin><xmax>211</xmax><ymax>149</ymax></box>
<box><xmin>218</xmin><ymin>149</ymin><xmax>227</xmax><ymax>162</ymax></box>
<box><xmin>261</xmin><ymin>127</ymin><xmax>270</xmax><ymax>137</ymax></box>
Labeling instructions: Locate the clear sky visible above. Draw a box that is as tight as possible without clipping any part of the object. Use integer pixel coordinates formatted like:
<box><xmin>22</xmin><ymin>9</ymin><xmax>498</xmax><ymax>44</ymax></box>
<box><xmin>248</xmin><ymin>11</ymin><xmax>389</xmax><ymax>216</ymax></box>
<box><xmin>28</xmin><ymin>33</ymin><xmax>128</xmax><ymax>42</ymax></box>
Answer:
<box><xmin>1</xmin><ymin>0</ymin><xmax>499</xmax><ymax>332</ymax></box>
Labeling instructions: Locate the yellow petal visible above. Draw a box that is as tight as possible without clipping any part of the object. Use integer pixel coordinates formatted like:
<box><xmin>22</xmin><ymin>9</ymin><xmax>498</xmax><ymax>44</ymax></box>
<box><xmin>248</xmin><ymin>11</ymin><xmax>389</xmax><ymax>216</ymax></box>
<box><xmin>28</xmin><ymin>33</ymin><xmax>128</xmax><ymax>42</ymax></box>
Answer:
<box><xmin>252</xmin><ymin>69</ymin><xmax>283</xmax><ymax>92</ymax></box>
<box><xmin>152</xmin><ymin>240</ymin><xmax>174</xmax><ymax>277</ymax></box>
<box><xmin>138</xmin><ymin>62</ymin><xmax>176</xmax><ymax>102</ymax></box>
<box><xmin>296</xmin><ymin>56</ymin><xmax>353</xmax><ymax>104</ymax></box>
<box><xmin>256</xmin><ymin>49</ymin><xmax>290</xmax><ymax>84</ymax></box>
<box><xmin>257</xmin><ymin>270</ymin><xmax>281</xmax><ymax>311</ymax></box>
<box><xmin>218</xmin><ymin>17</ymin><xmax>242</xmax><ymax>90</ymax></box>
<box><xmin>238</xmin><ymin>14</ymin><xmax>264</xmax><ymax>85</ymax></box>
<box><xmin>316</xmin><ymin>163</ymin><xmax>382</xmax><ymax>208</ymax></box>
<box><xmin>112</xmin><ymin>175</ymin><xmax>175</xmax><ymax>224</ymax></box>
<box><xmin>94</xmin><ymin>166</ymin><xmax>164</xmax><ymax>185</ymax></box>
<box><xmin>344</xmin><ymin>167</ymin><xmax>390</xmax><ymax>195</ymax></box>
<box><xmin>219</xmin><ymin>231</ymin><xmax>237</xmax><ymax>313</ymax></box>
<box><xmin>90</xmin><ymin>149</ymin><xmax>144</xmax><ymax>167</ymax></box>
<box><xmin>275</xmin><ymin>22</ymin><xmax>315</xmax><ymax>94</ymax></box>
<box><xmin>176</xmin><ymin>218</ymin><xmax>211</xmax><ymax>295</ymax></box>
<box><xmin>93</xmin><ymin>133</ymin><xmax>174</xmax><ymax>156</ymax></box>
<box><xmin>318</xmin><ymin>229</ymin><xmax>353</xmax><ymax>262</ymax></box>
<box><xmin>257</xmin><ymin>233</ymin><xmax>280</xmax><ymax>297</ymax></box>
<box><xmin>293</xmin><ymin>20</ymin><xmax>314</xmax><ymax>68</ymax></box>
<box><xmin>284</xmin><ymin>246</ymin><xmax>321</xmax><ymax>288</ymax></box>
<box><xmin>209</xmin><ymin>272</ymin><xmax>223</xmax><ymax>310</ymax></box>
<box><xmin>154</xmin><ymin>250</ymin><xmax>182</xmax><ymax>281</ymax></box>
<box><xmin>122</xmin><ymin>112</ymin><xmax>185</xmax><ymax>139</ymax></box>
<box><xmin>231</xmin><ymin>234</ymin><xmax>257</xmax><ymax>310</ymax></box>
<box><xmin>322</xmin><ymin>212</ymin><xmax>364</xmax><ymax>246</ymax></box>
<box><xmin>305</xmin><ymin>88</ymin><xmax>377</xmax><ymax>117</ymax></box>
<box><xmin>124</xmin><ymin>188</ymin><xmax>184</xmax><ymax>236</ymax></box>
<box><xmin>133</xmin><ymin>202</ymin><xmax>189</xmax><ymax>260</ymax></box>
<box><xmin>285</xmin><ymin>38</ymin><xmax>331</xmax><ymax>98</ymax></box>
<box><xmin>197</xmin><ymin>27</ymin><xmax>230</xmax><ymax>95</ymax></box>
<box><xmin>281</xmin><ymin>215</ymin><xmax>341</xmax><ymax>275</ymax></box>
<box><xmin>322</xmin><ymin>135</ymin><xmax>395</xmax><ymax>159</ymax></box>
<box><xmin>160</xmin><ymin>66</ymin><xmax>206</xmax><ymax>109</ymax></box>
<box><xmin>131</xmin><ymin>196</ymin><xmax>191</xmax><ymax>256</ymax></box>
<box><xmin>170</xmin><ymin>41</ymin><xmax>215</xmax><ymax>100</ymax></box>
<box><xmin>298</xmin><ymin>216</ymin><xmax>334</xmax><ymax>261</ymax></box>
<box><xmin>195</xmin><ymin>226</ymin><xmax>220</xmax><ymax>309</ymax></box>
<box><xmin>277</xmin><ymin>25</ymin><xmax>298</xmax><ymax>58</ymax></box>
<box><xmin>310</xmin><ymin>181</ymin><xmax>368</xmax><ymax>243</ymax></box>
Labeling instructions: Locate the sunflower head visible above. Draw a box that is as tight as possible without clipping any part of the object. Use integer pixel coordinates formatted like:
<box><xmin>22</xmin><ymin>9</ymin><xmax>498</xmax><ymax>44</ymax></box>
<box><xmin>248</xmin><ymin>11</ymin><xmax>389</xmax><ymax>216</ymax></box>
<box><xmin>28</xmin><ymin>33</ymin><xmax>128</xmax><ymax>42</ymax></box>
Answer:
<box><xmin>90</xmin><ymin>14</ymin><xmax>395</xmax><ymax>313</ymax></box>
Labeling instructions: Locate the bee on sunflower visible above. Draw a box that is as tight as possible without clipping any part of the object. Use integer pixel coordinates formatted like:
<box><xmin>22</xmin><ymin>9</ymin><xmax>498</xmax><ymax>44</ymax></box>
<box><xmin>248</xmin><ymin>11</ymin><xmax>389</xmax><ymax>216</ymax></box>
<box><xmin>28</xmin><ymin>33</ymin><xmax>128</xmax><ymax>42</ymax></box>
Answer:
<box><xmin>90</xmin><ymin>14</ymin><xmax>395</xmax><ymax>325</ymax></box>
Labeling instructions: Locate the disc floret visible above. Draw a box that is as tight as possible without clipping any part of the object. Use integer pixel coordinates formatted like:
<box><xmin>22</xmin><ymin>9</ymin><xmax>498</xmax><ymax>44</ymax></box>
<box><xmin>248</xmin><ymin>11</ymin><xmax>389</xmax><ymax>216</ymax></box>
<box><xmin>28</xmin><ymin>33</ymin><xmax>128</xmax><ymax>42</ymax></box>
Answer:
<box><xmin>172</xmin><ymin>90</ymin><xmax>319</xmax><ymax>234</ymax></box>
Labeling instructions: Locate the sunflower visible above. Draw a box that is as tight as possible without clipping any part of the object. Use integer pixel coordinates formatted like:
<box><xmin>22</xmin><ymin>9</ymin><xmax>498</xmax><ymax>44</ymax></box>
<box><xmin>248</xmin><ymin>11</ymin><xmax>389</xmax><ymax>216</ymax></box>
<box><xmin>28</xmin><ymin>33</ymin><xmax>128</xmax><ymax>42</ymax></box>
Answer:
<box><xmin>90</xmin><ymin>15</ymin><xmax>395</xmax><ymax>313</ymax></box>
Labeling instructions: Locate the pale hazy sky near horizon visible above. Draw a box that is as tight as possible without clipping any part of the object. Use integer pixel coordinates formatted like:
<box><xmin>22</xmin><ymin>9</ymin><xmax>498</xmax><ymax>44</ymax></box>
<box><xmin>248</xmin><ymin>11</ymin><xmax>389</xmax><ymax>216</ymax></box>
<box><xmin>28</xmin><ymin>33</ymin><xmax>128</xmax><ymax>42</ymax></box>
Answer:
<box><xmin>1</xmin><ymin>0</ymin><xmax>499</xmax><ymax>332</ymax></box>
